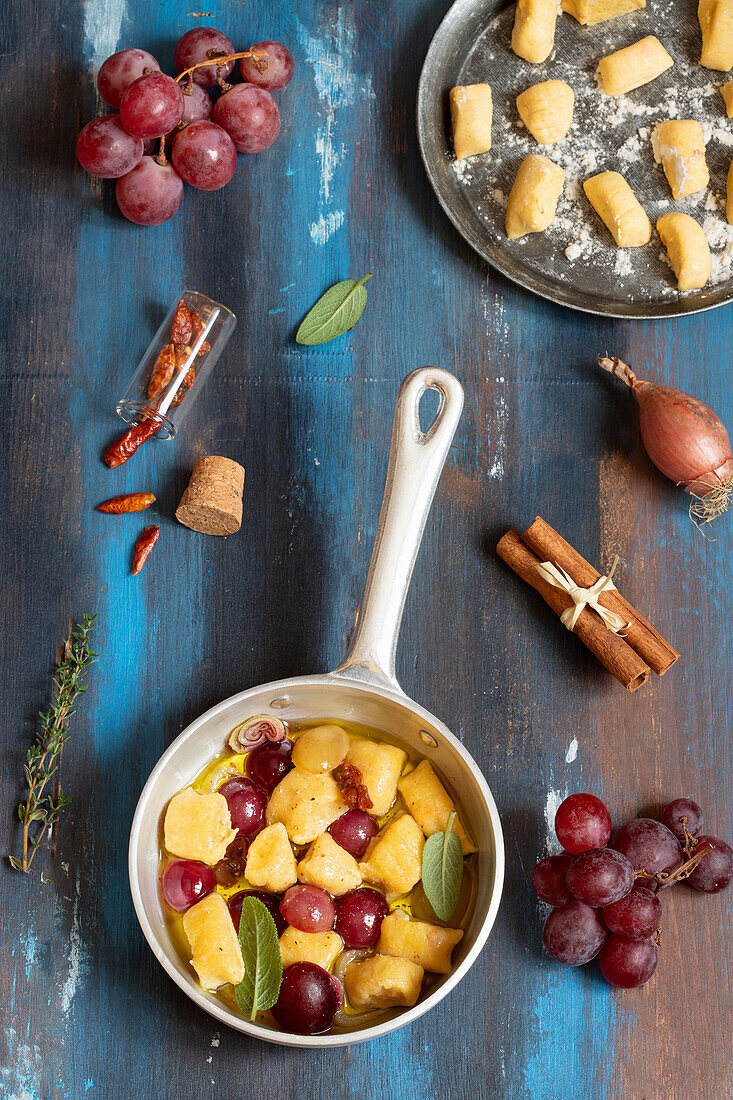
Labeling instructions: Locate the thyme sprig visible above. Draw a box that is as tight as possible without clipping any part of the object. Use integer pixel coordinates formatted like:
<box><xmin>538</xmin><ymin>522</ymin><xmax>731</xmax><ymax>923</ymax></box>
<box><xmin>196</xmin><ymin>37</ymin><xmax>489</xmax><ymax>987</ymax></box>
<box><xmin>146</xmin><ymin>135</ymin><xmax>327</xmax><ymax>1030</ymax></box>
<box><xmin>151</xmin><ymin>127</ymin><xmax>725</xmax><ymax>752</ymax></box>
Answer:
<box><xmin>10</xmin><ymin>614</ymin><xmax>98</xmax><ymax>875</ymax></box>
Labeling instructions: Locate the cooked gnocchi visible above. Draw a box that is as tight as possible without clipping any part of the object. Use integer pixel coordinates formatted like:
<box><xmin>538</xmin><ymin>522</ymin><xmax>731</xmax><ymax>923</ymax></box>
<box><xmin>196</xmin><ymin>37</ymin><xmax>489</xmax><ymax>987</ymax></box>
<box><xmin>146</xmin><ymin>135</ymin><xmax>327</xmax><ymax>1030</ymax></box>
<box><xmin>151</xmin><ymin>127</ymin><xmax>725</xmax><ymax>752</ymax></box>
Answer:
<box><xmin>160</xmin><ymin>718</ymin><xmax>475</xmax><ymax>1035</ymax></box>
<box><xmin>516</xmin><ymin>80</ymin><xmax>575</xmax><ymax>144</ymax></box>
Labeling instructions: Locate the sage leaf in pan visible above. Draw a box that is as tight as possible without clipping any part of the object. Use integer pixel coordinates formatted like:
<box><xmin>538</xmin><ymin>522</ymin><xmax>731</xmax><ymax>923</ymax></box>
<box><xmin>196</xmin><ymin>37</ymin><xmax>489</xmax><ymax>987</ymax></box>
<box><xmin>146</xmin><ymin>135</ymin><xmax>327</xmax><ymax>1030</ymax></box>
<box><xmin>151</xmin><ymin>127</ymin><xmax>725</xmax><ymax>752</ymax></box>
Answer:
<box><xmin>296</xmin><ymin>273</ymin><xmax>373</xmax><ymax>346</ymax></box>
<box><xmin>421</xmin><ymin>811</ymin><xmax>464</xmax><ymax>921</ymax></box>
<box><xmin>235</xmin><ymin>896</ymin><xmax>283</xmax><ymax>1021</ymax></box>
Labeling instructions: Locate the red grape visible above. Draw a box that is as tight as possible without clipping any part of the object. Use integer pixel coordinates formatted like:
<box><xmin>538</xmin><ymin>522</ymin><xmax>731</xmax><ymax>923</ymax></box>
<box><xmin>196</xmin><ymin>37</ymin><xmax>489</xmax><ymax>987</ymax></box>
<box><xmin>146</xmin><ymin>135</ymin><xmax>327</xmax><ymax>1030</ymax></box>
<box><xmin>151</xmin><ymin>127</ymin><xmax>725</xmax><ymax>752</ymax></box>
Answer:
<box><xmin>660</xmin><ymin>798</ymin><xmax>703</xmax><ymax>842</ymax></box>
<box><xmin>115</xmin><ymin>157</ymin><xmax>184</xmax><ymax>225</ymax></box>
<box><xmin>328</xmin><ymin>810</ymin><xmax>378</xmax><ymax>859</ymax></box>
<box><xmin>240</xmin><ymin>41</ymin><xmax>294</xmax><ymax>91</ymax></box>
<box><xmin>272</xmin><ymin>963</ymin><xmax>339</xmax><ymax>1034</ymax></box>
<box><xmin>687</xmin><ymin>835</ymin><xmax>733</xmax><ymax>893</ymax></box>
<box><xmin>76</xmin><ymin>115</ymin><xmax>143</xmax><ymax>179</ymax></box>
<box><xmin>97</xmin><ymin>48</ymin><xmax>160</xmax><ymax>108</ymax></box>
<box><xmin>542</xmin><ymin>901</ymin><xmax>607</xmax><ymax>965</ymax></box>
<box><xmin>213</xmin><ymin>85</ymin><xmax>281</xmax><ymax>154</ymax></box>
<box><xmin>161</xmin><ymin>859</ymin><xmax>215</xmax><ymax>912</ymax></box>
<box><xmin>171</xmin><ymin>121</ymin><xmax>237</xmax><ymax>190</ymax></box>
<box><xmin>603</xmin><ymin>884</ymin><xmax>661</xmax><ymax>938</ymax></box>
<box><xmin>228</xmin><ymin>889</ymin><xmax>286</xmax><ymax>935</ymax></box>
<box><xmin>174</xmin><ymin>27</ymin><xmax>235</xmax><ymax>87</ymax></box>
<box><xmin>280</xmin><ymin>885</ymin><xmax>336</xmax><ymax>933</ymax></box>
<box><xmin>566</xmin><ymin>848</ymin><xmax>634</xmax><ymax>907</ymax></box>
<box><xmin>599</xmin><ymin>934</ymin><xmax>657</xmax><ymax>987</ymax></box>
<box><xmin>247</xmin><ymin>739</ymin><xmax>293</xmax><ymax>792</ymax></box>
<box><xmin>555</xmin><ymin>793</ymin><xmax>612</xmax><ymax>854</ymax></box>
<box><xmin>219</xmin><ymin>776</ymin><xmax>266</xmax><ymax>836</ymax></box>
<box><xmin>334</xmin><ymin>889</ymin><xmax>389</xmax><ymax>948</ymax></box>
<box><xmin>611</xmin><ymin>819</ymin><xmax>683</xmax><ymax>881</ymax></box>
<box><xmin>168</xmin><ymin>82</ymin><xmax>213</xmax><ymax>138</ymax></box>
<box><xmin>531</xmin><ymin>854</ymin><xmax>574</xmax><ymax>907</ymax></box>
<box><xmin>120</xmin><ymin>73</ymin><xmax>184</xmax><ymax>139</ymax></box>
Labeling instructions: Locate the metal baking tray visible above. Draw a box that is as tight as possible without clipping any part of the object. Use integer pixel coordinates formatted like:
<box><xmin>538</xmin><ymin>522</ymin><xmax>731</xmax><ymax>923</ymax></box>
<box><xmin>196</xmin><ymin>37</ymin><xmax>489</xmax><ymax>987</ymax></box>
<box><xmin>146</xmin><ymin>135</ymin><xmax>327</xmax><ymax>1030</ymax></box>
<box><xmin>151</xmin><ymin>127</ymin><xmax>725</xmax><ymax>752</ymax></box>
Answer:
<box><xmin>417</xmin><ymin>0</ymin><xmax>733</xmax><ymax>318</ymax></box>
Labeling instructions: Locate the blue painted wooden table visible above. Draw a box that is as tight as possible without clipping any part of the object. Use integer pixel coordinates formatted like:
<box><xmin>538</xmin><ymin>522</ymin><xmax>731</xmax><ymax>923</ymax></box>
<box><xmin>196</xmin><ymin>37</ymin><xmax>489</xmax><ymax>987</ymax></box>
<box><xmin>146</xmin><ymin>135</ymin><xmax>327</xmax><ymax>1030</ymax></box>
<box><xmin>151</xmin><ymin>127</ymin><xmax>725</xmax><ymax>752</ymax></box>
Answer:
<box><xmin>2</xmin><ymin>1</ymin><xmax>731</xmax><ymax>1097</ymax></box>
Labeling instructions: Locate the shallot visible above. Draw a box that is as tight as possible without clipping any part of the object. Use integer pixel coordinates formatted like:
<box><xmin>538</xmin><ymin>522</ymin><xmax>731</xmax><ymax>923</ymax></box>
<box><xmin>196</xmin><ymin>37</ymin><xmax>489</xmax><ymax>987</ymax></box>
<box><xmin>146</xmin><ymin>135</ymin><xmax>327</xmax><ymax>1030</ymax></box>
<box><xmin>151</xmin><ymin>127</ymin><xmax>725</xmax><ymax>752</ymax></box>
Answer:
<box><xmin>599</xmin><ymin>356</ymin><xmax>733</xmax><ymax>528</ymax></box>
<box><xmin>228</xmin><ymin>715</ymin><xmax>286</xmax><ymax>753</ymax></box>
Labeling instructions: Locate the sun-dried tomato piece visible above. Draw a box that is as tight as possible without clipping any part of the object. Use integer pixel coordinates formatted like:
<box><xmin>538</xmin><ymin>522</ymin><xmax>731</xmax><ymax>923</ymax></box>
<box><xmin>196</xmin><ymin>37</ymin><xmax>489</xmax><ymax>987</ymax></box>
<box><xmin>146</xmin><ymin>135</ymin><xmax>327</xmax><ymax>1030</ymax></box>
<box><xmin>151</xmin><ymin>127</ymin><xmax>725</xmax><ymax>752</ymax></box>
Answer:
<box><xmin>190</xmin><ymin>310</ymin><xmax>211</xmax><ymax>356</ymax></box>
<box><xmin>132</xmin><ymin>525</ymin><xmax>160</xmax><ymax>575</ymax></box>
<box><xmin>170</xmin><ymin>298</ymin><xmax>193</xmax><ymax>348</ymax></box>
<box><xmin>334</xmin><ymin>762</ymin><xmax>373</xmax><ymax>812</ymax></box>
<box><xmin>148</xmin><ymin>342</ymin><xmax>176</xmax><ymax>398</ymax></box>
<box><xmin>97</xmin><ymin>492</ymin><xmax>155</xmax><ymax>513</ymax></box>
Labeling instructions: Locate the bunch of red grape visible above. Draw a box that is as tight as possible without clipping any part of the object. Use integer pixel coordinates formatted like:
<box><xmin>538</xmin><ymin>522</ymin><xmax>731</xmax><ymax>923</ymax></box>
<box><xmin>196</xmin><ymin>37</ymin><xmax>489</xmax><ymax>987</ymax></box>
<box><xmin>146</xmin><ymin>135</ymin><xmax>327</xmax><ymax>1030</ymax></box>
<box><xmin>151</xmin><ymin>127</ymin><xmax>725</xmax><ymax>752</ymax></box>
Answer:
<box><xmin>533</xmin><ymin>793</ymin><xmax>733</xmax><ymax>988</ymax></box>
<box><xmin>75</xmin><ymin>27</ymin><xmax>293</xmax><ymax>225</ymax></box>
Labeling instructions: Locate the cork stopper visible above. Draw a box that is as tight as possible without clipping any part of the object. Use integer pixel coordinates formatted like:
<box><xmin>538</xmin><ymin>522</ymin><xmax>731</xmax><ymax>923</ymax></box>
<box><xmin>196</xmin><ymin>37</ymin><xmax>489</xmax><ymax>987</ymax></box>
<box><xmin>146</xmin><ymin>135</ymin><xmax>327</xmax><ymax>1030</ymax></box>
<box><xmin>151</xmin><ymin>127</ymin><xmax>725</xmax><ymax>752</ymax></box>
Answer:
<box><xmin>176</xmin><ymin>455</ymin><xmax>244</xmax><ymax>535</ymax></box>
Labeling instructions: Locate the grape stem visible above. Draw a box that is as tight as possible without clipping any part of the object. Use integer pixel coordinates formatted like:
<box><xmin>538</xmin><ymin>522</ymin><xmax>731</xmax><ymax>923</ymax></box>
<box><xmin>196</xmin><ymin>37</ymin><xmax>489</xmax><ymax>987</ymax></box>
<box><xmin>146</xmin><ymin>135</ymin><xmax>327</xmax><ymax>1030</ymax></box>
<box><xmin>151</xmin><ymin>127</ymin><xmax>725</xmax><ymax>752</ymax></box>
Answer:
<box><xmin>173</xmin><ymin>49</ymin><xmax>268</xmax><ymax>87</ymax></box>
<box><xmin>634</xmin><ymin>842</ymin><xmax>713</xmax><ymax>890</ymax></box>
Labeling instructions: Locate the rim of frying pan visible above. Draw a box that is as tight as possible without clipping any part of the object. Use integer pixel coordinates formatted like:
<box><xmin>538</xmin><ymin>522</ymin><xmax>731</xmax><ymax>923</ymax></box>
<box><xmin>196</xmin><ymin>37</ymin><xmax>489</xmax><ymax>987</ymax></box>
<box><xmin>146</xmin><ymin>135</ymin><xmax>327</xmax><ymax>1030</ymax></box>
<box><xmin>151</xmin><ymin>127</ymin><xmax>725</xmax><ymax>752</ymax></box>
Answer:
<box><xmin>128</xmin><ymin>671</ymin><xmax>505</xmax><ymax>1048</ymax></box>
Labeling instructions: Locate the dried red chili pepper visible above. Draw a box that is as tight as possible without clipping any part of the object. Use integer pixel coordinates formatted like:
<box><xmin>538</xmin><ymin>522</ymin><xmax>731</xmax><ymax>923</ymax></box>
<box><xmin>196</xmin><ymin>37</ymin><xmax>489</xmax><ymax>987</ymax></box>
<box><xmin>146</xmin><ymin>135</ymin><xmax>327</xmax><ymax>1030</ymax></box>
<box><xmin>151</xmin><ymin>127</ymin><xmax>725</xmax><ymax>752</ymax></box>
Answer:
<box><xmin>334</xmin><ymin>762</ymin><xmax>373</xmax><ymax>812</ymax></box>
<box><xmin>97</xmin><ymin>492</ymin><xmax>156</xmax><ymax>513</ymax></box>
<box><xmin>148</xmin><ymin>342</ymin><xmax>176</xmax><ymax>398</ymax></box>
<box><xmin>132</xmin><ymin>525</ymin><xmax>160</xmax><ymax>575</ymax></box>
<box><xmin>191</xmin><ymin>311</ymin><xmax>211</xmax><ymax>356</ymax></box>
<box><xmin>103</xmin><ymin>419</ymin><xmax>160</xmax><ymax>468</ymax></box>
<box><xmin>170</xmin><ymin>298</ymin><xmax>193</xmax><ymax>348</ymax></box>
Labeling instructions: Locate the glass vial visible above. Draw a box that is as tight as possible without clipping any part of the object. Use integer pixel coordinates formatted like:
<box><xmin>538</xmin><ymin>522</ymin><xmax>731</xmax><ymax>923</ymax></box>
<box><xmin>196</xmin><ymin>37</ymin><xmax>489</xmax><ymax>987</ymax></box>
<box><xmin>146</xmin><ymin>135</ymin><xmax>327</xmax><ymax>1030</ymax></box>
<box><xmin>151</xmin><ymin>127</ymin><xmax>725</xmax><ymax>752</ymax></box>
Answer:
<box><xmin>116</xmin><ymin>290</ymin><xmax>236</xmax><ymax>439</ymax></box>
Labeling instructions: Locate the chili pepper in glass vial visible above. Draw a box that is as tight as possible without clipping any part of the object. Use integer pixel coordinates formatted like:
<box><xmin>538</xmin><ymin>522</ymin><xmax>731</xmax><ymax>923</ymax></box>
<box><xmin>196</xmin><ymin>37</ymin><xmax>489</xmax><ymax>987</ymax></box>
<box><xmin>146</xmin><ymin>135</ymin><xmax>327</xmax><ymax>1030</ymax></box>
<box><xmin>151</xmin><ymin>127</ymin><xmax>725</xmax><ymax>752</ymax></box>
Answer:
<box><xmin>97</xmin><ymin>492</ymin><xmax>155</xmax><ymax>513</ymax></box>
<box><xmin>103</xmin><ymin>419</ymin><xmax>161</xmax><ymax>468</ymax></box>
<box><xmin>114</xmin><ymin>290</ymin><xmax>235</xmax><ymax>443</ymax></box>
<box><xmin>132</xmin><ymin>525</ymin><xmax>160</xmax><ymax>574</ymax></box>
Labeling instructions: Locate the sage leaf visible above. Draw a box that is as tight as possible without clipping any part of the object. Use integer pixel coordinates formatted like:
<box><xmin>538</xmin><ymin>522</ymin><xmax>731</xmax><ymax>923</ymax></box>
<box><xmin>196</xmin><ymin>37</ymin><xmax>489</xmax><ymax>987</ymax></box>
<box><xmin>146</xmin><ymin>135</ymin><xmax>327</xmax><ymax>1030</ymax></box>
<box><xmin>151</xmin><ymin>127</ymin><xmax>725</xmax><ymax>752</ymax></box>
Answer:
<box><xmin>295</xmin><ymin>274</ymin><xmax>373</xmax><ymax>346</ymax></box>
<box><xmin>421</xmin><ymin>811</ymin><xmax>463</xmax><ymax>921</ymax></box>
<box><xmin>235</xmin><ymin>896</ymin><xmax>283</xmax><ymax>1021</ymax></box>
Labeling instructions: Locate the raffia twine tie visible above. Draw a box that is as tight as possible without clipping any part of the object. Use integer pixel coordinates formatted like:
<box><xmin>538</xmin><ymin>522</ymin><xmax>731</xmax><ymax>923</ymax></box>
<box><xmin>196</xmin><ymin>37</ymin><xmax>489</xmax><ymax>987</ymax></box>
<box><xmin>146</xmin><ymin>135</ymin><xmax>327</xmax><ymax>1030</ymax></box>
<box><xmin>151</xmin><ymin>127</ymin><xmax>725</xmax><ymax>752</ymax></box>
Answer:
<box><xmin>535</xmin><ymin>555</ymin><xmax>630</xmax><ymax>634</ymax></box>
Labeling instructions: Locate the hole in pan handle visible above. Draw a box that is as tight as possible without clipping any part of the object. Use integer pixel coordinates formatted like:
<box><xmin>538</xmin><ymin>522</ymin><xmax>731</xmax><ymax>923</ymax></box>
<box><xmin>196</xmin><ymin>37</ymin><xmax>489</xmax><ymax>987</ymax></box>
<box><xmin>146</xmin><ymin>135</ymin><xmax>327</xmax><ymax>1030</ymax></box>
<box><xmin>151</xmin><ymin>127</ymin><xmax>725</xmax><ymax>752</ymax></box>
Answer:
<box><xmin>332</xmin><ymin>367</ymin><xmax>464</xmax><ymax>692</ymax></box>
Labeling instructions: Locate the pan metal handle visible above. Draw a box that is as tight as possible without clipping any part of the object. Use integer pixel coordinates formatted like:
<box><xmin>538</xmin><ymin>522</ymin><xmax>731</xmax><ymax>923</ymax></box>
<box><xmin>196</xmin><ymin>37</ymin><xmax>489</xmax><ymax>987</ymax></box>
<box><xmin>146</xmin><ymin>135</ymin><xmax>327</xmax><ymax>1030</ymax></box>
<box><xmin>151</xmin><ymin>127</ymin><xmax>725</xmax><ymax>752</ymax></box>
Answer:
<box><xmin>332</xmin><ymin>367</ymin><xmax>464</xmax><ymax>692</ymax></box>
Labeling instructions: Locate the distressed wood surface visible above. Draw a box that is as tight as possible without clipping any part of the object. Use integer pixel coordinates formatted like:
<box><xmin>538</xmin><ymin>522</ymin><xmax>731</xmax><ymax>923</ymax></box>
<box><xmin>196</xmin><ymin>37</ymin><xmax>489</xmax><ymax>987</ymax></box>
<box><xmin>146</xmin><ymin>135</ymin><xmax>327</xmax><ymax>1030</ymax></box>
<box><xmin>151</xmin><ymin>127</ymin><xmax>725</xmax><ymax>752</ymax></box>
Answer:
<box><xmin>1</xmin><ymin>1</ymin><xmax>731</xmax><ymax>1098</ymax></box>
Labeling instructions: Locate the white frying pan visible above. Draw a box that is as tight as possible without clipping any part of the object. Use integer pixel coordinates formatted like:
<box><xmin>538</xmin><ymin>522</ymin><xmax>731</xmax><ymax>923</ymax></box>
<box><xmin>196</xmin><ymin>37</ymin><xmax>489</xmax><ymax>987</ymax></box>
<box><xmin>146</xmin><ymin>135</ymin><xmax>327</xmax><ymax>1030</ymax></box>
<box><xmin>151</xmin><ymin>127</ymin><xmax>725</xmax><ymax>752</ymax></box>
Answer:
<box><xmin>128</xmin><ymin>367</ymin><xmax>505</xmax><ymax>1048</ymax></box>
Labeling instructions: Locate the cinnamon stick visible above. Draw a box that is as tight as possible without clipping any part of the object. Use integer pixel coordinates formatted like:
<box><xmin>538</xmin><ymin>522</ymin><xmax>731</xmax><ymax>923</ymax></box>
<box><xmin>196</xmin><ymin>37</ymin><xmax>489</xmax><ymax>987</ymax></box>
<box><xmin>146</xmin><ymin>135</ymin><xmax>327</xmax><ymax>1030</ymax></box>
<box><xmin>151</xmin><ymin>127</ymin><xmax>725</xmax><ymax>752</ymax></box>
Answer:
<box><xmin>522</xmin><ymin>517</ymin><xmax>679</xmax><ymax>676</ymax></box>
<box><xmin>497</xmin><ymin>529</ymin><xmax>650</xmax><ymax>692</ymax></box>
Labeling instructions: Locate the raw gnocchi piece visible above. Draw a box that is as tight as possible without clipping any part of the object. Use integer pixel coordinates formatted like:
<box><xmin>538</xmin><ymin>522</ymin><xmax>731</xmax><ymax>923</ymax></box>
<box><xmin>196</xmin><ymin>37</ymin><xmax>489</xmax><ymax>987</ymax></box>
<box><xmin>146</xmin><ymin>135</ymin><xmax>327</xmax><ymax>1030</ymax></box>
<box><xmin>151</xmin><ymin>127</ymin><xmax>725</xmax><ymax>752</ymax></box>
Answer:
<box><xmin>727</xmin><ymin>159</ymin><xmax>733</xmax><ymax>224</ymax></box>
<box><xmin>345</xmin><ymin>739</ymin><xmax>407</xmax><ymax>817</ymax></box>
<box><xmin>377</xmin><ymin>911</ymin><xmax>464</xmax><ymax>974</ymax></box>
<box><xmin>358</xmin><ymin>812</ymin><xmax>425</xmax><ymax>899</ymax></box>
<box><xmin>699</xmin><ymin>0</ymin><xmax>733</xmax><ymax>70</ymax></box>
<box><xmin>505</xmin><ymin>154</ymin><xmax>565</xmax><ymax>240</ymax></box>
<box><xmin>398</xmin><ymin>760</ymin><xmax>477</xmax><ymax>854</ymax></box>
<box><xmin>265</xmin><ymin>767</ymin><xmax>347</xmax><ymax>844</ymax></box>
<box><xmin>511</xmin><ymin>0</ymin><xmax>558</xmax><ymax>64</ymax></box>
<box><xmin>245</xmin><ymin>822</ymin><xmax>298</xmax><ymax>893</ymax></box>
<box><xmin>656</xmin><ymin>120</ymin><xmax>709</xmax><ymax>199</ymax></box>
<box><xmin>657</xmin><ymin>213</ymin><xmax>711</xmax><ymax>291</ymax></box>
<box><xmin>561</xmin><ymin>0</ymin><xmax>645</xmax><ymax>25</ymax></box>
<box><xmin>344</xmin><ymin>953</ymin><xmax>424</xmax><ymax>1010</ymax></box>
<box><xmin>182</xmin><ymin>893</ymin><xmax>245</xmax><ymax>990</ymax></box>
<box><xmin>516</xmin><ymin>80</ymin><xmax>575</xmax><ymax>144</ymax></box>
<box><xmin>164</xmin><ymin>787</ymin><xmax>237</xmax><ymax>865</ymax></box>
<box><xmin>721</xmin><ymin>80</ymin><xmax>733</xmax><ymax>115</ymax></box>
<box><xmin>583</xmin><ymin>171</ymin><xmax>651</xmax><ymax>247</ymax></box>
<box><xmin>449</xmin><ymin>84</ymin><xmax>493</xmax><ymax>160</ymax></box>
<box><xmin>597</xmin><ymin>36</ymin><xmax>674</xmax><ymax>96</ymax></box>
<box><xmin>278</xmin><ymin>927</ymin><xmax>343</xmax><ymax>971</ymax></box>
<box><xmin>297</xmin><ymin>832</ymin><xmax>362</xmax><ymax>896</ymax></box>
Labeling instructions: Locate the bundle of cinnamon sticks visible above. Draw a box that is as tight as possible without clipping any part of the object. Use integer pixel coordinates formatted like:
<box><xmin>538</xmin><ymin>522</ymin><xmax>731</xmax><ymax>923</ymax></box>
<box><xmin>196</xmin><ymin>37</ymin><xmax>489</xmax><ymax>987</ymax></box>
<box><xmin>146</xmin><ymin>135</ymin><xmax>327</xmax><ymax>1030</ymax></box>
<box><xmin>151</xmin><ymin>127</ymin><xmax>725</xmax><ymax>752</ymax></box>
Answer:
<box><xmin>497</xmin><ymin>517</ymin><xmax>679</xmax><ymax>692</ymax></box>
